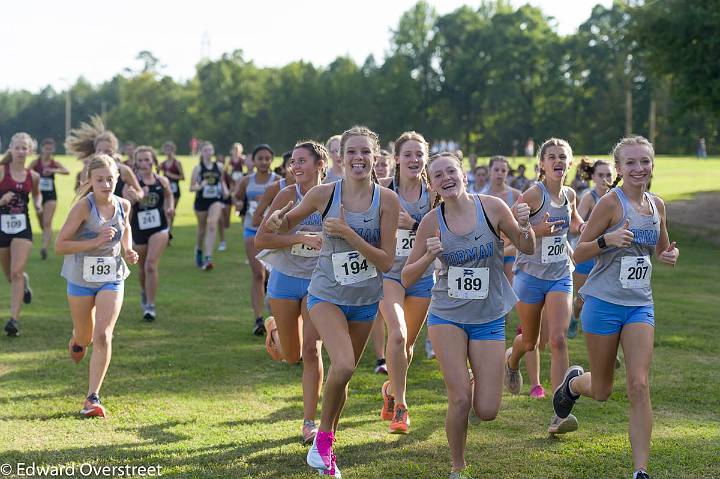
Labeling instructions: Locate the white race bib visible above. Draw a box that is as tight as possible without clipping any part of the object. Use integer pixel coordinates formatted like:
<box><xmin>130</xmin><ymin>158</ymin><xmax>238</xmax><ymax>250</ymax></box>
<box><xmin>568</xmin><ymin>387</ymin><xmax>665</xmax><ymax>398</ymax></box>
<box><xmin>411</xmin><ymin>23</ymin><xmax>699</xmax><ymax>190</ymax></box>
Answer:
<box><xmin>39</xmin><ymin>177</ymin><xmax>54</xmax><ymax>192</ymax></box>
<box><xmin>82</xmin><ymin>256</ymin><xmax>116</xmax><ymax>283</ymax></box>
<box><xmin>332</xmin><ymin>251</ymin><xmax>377</xmax><ymax>285</ymax></box>
<box><xmin>231</xmin><ymin>171</ymin><xmax>244</xmax><ymax>182</ymax></box>
<box><xmin>0</xmin><ymin>214</ymin><xmax>26</xmax><ymax>234</ymax></box>
<box><xmin>541</xmin><ymin>236</ymin><xmax>567</xmax><ymax>264</ymax></box>
<box><xmin>170</xmin><ymin>182</ymin><xmax>179</xmax><ymax>194</ymax></box>
<box><xmin>395</xmin><ymin>229</ymin><xmax>416</xmax><ymax>257</ymax></box>
<box><xmin>448</xmin><ymin>266</ymin><xmax>489</xmax><ymax>299</ymax></box>
<box><xmin>202</xmin><ymin>184</ymin><xmax>220</xmax><ymax>199</ymax></box>
<box><xmin>291</xmin><ymin>232</ymin><xmax>321</xmax><ymax>257</ymax></box>
<box><xmin>619</xmin><ymin>256</ymin><xmax>652</xmax><ymax>289</ymax></box>
<box><xmin>138</xmin><ymin>209</ymin><xmax>161</xmax><ymax>230</ymax></box>
<box><xmin>247</xmin><ymin>200</ymin><xmax>259</xmax><ymax>218</ymax></box>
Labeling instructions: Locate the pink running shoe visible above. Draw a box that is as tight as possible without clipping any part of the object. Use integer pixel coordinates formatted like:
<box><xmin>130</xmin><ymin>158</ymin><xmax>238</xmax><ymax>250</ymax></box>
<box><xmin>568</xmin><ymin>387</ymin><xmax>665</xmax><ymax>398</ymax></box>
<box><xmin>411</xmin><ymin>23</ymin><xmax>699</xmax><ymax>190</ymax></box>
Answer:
<box><xmin>530</xmin><ymin>384</ymin><xmax>546</xmax><ymax>399</ymax></box>
<box><xmin>307</xmin><ymin>430</ymin><xmax>334</xmax><ymax>471</ymax></box>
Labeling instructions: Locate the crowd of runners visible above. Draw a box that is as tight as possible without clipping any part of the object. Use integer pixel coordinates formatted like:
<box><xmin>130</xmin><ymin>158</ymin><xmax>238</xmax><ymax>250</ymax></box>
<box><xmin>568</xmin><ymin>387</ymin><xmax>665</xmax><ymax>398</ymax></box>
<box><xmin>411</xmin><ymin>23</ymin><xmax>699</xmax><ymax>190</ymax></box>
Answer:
<box><xmin>1</xmin><ymin>119</ymin><xmax>679</xmax><ymax>479</ymax></box>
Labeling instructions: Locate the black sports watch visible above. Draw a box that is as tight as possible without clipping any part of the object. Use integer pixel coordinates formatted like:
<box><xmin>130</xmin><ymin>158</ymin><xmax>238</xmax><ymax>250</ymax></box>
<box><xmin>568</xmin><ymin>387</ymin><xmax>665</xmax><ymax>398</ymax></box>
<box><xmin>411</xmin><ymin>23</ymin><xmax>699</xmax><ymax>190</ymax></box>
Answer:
<box><xmin>411</xmin><ymin>221</ymin><xmax>419</xmax><ymax>232</ymax></box>
<box><xmin>597</xmin><ymin>235</ymin><xmax>607</xmax><ymax>249</ymax></box>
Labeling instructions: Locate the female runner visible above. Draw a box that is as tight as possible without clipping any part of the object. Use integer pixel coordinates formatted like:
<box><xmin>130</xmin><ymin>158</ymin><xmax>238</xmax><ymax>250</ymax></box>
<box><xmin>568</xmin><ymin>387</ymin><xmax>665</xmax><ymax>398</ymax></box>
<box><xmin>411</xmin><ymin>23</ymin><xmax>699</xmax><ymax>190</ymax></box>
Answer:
<box><xmin>402</xmin><ymin>152</ymin><xmax>534</xmax><ymax>478</ymax></box>
<box><xmin>56</xmin><ymin>154</ymin><xmax>138</xmax><ymax>417</ymax></box>
<box><xmin>130</xmin><ymin>147</ymin><xmax>174</xmax><ymax>321</ymax></box>
<box><xmin>267</xmin><ymin>126</ymin><xmax>399</xmax><ymax>477</ymax></box>
<box><xmin>1</xmin><ymin>133</ymin><xmax>42</xmax><ymax>337</ymax></box>
<box><xmin>30</xmin><ymin>138</ymin><xmax>69</xmax><ymax>259</ymax></box>
<box><xmin>553</xmin><ymin>136</ymin><xmax>678</xmax><ymax>479</ymax></box>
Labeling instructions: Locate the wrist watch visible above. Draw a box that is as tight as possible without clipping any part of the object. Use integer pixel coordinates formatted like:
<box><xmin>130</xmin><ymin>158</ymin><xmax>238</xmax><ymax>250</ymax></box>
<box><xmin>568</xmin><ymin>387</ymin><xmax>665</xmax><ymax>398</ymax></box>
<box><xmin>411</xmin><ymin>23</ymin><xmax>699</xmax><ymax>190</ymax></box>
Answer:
<box><xmin>597</xmin><ymin>235</ymin><xmax>607</xmax><ymax>249</ymax></box>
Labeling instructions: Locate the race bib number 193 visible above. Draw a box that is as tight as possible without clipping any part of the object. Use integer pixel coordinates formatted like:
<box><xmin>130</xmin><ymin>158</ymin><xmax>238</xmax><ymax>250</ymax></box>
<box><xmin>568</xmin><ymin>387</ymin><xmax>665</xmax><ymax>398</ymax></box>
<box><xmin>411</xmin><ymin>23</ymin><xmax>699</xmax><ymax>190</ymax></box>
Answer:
<box><xmin>82</xmin><ymin>256</ymin><xmax>116</xmax><ymax>283</ymax></box>
<box><xmin>332</xmin><ymin>251</ymin><xmax>377</xmax><ymax>285</ymax></box>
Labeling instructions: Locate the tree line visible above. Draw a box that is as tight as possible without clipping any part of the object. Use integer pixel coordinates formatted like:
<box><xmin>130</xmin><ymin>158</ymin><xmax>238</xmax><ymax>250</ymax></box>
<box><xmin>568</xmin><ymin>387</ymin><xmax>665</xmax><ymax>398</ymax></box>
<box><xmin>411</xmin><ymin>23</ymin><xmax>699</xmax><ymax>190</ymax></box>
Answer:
<box><xmin>1</xmin><ymin>0</ymin><xmax>717</xmax><ymax>156</ymax></box>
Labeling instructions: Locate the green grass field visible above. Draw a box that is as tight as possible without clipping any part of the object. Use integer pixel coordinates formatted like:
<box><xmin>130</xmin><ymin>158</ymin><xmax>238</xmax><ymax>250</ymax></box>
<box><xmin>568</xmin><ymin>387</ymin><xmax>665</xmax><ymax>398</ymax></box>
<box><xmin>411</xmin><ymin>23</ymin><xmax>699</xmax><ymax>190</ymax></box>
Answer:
<box><xmin>0</xmin><ymin>155</ymin><xmax>718</xmax><ymax>478</ymax></box>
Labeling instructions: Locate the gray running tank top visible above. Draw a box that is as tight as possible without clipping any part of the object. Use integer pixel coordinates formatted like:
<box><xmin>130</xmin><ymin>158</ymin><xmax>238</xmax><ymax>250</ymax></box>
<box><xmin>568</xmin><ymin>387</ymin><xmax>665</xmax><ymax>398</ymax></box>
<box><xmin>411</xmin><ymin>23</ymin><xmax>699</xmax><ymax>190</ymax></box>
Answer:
<box><xmin>308</xmin><ymin>181</ymin><xmax>383</xmax><ymax>305</ymax></box>
<box><xmin>244</xmin><ymin>172</ymin><xmax>278</xmax><ymax>231</ymax></box>
<box><xmin>260</xmin><ymin>184</ymin><xmax>323</xmax><ymax>279</ymax></box>
<box><xmin>514</xmin><ymin>182</ymin><xmax>573</xmax><ymax>280</ymax></box>
<box><xmin>386</xmin><ymin>180</ymin><xmax>434</xmax><ymax>280</ymax></box>
<box><xmin>579</xmin><ymin>188</ymin><xmax>659</xmax><ymax>306</ymax></box>
<box><xmin>430</xmin><ymin>195</ymin><xmax>517</xmax><ymax>323</ymax></box>
<box><xmin>61</xmin><ymin>193</ymin><xmax>130</xmax><ymax>287</ymax></box>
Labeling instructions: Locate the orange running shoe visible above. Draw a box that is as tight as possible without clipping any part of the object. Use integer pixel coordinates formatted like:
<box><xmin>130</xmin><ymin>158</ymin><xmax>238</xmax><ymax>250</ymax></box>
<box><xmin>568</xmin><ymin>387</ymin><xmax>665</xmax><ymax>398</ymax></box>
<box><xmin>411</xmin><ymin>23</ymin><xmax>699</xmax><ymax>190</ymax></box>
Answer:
<box><xmin>68</xmin><ymin>338</ymin><xmax>86</xmax><ymax>364</ymax></box>
<box><xmin>264</xmin><ymin>317</ymin><xmax>283</xmax><ymax>361</ymax></box>
<box><xmin>80</xmin><ymin>393</ymin><xmax>106</xmax><ymax>418</ymax></box>
<box><xmin>380</xmin><ymin>380</ymin><xmax>395</xmax><ymax>421</ymax></box>
<box><xmin>389</xmin><ymin>403</ymin><xmax>410</xmax><ymax>434</ymax></box>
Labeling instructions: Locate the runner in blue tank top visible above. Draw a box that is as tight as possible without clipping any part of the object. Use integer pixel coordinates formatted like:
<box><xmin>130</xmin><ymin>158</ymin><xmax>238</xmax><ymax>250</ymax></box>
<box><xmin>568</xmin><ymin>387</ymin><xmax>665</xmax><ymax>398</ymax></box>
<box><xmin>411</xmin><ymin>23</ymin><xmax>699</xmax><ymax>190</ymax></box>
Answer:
<box><xmin>377</xmin><ymin>131</ymin><xmax>438</xmax><ymax>435</ymax></box>
<box><xmin>553</xmin><ymin>137</ymin><xmax>679</xmax><ymax>479</ymax></box>
<box><xmin>402</xmin><ymin>152</ymin><xmax>534</xmax><ymax>478</ymax></box>
<box><xmin>267</xmin><ymin>126</ymin><xmax>400</xmax><ymax>478</ymax></box>
<box><xmin>55</xmin><ymin>155</ymin><xmax>139</xmax><ymax>418</ymax></box>
<box><xmin>504</xmin><ymin>138</ymin><xmax>586</xmax><ymax>435</ymax></box>
<box><xmin>235</xmin><ymin>144</ymin><xmax>277</xmax><ymax>335</ymax></box>
<box><xmin>255</xmin><ymin>141</ymin><xmax>327</xmax><ymax>445</ymax></box>
<box><xmin>569</xmin><ymin>157</ymin><xmax>614</xmax><ymax>338</ymax></box>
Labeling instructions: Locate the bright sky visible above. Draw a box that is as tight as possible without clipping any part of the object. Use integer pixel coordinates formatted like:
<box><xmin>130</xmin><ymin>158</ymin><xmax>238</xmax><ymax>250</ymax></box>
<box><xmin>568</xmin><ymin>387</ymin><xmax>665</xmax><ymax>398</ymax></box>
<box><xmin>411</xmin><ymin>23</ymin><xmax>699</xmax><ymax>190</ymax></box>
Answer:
<box><xmin>3</xmin><ymin>0</ymin><xmax>610</xmax><ymax>93</ymax></box>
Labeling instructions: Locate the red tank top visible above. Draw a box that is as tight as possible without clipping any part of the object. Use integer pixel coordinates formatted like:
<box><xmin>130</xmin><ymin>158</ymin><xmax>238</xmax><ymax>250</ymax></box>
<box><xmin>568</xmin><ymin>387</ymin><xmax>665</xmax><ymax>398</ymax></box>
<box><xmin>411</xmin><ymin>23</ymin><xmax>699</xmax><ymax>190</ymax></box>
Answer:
<box><xmin>32</xmin><ymin>158</ymin><xmax>56</xmax><ymax>177</ymax></box>
<box><xmin>161</xmin><ymin>159</ymin><xmax>180</xmax><ymax>176</ymax></box>
<box><xmin>0</xmin><ymin>165</ymin><xmax>32</xmax><ymax>214</ymax></box>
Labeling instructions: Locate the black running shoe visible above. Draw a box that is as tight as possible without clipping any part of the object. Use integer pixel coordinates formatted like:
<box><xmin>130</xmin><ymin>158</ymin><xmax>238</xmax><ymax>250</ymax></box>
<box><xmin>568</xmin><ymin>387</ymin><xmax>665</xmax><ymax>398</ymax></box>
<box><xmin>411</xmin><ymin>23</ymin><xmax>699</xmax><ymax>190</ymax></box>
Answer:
<box><xmin>22</xmin><ymin>273</ymin><xmax>32</xmax><ymax>304</ymax></box>
<box><xmin>4</xmin><ymin>318</ymin><xmax>19</xmax><ymax>337</ymax></box>
<box><xmin>40</xmin><ymin>248</ymin><xmax>48</xmax><ymax>260</ymax></box>
<box><xmin>143</xmin><ymin>305</ymin><xmax>156</xmax><ymax>322</ymax></box>
<box><xmin>634</xmin><ymin>470</ymin><xmax>651</xmax><ymax>479</ymax></box>
<box><xmin>553</xmin><ymin>365</ymin><xmax>583</xmax><ymax>419</ymax></box>
<box><xmin>252</xmin><ymin>317</ymin><xmax>266</xmax><ymax>336</ymax></box>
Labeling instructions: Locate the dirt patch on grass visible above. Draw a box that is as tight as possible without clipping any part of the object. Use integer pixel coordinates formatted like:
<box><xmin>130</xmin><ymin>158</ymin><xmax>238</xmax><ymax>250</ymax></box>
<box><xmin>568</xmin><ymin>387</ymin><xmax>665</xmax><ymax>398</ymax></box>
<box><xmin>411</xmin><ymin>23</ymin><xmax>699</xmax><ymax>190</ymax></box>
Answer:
<box><xmin>666</xmin><ymin>191</ymin><xmax>720</xmax><ymax>243</ymax></box>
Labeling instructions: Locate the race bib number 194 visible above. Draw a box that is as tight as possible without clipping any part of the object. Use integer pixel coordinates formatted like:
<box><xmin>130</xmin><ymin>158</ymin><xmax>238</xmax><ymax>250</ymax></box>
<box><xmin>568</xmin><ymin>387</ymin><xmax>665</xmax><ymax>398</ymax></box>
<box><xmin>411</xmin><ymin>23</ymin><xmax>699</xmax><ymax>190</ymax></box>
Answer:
<box><xmin>332</xmin><ymin>251</ymin><xmax>377</xmax><ymax>285</ymax></box>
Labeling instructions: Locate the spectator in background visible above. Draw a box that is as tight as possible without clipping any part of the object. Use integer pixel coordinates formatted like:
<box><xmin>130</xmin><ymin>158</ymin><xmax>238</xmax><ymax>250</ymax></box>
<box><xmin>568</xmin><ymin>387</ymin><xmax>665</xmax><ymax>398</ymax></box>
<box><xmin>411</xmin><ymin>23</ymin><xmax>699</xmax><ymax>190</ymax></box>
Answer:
<box><xmin>524</xmin><ymin>137</ymin><xmax>535</xmax><ymax>157</ymax></box>
<box><xmin>511</xmin><ymin>164</ymin><xmax>531</xmax><ymax>192</ymax></box>
<box><xmin>190</xmin><ymin>137</ymin><xmax>199</xmax><ymax>157</ymax></box>
<box><xmin>697</xmin><ymin>137</ymin><xmax>707</xmax><ymax>159</ymax></box>
<box><xmin>512</xmin><ymin>139</ymin><xmax>519</xmax><ymax>160</ymax></box>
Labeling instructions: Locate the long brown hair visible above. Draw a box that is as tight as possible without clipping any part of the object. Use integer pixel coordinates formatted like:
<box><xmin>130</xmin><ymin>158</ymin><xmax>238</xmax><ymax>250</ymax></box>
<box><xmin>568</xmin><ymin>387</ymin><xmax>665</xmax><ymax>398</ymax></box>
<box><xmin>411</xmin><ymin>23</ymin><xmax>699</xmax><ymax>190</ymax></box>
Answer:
<box><xmin>536</xmin><ymin>138</ymin><xmax>572</xmax><ymax>183</ymax></box>
<box><xmin>64</xmin><ymin>115</ymin><xmax>118</xmax><ymax>159</ymax></box>
<box><xmin>1</xmin><ymin>132</ymin><xmax>36</xmax><ymax>165</ymax></box>
<box><xmin>294</xmin><ymin>140</ymin><xmax>329</xmax><ymax>180</ymax></box>
<box><xmin>74</xmin><ymin>154</ymin><xmax>119</xmax><ymax>202</ymax></box>
<box><xmin>428</xmin><ymin>152</ymin><xmax>465</xmax><ymax>208</ymax></box>
<box><xmin>393</xmin><ymin>131</ymin><xmax>430</xmax><ymax>194</ymax></box>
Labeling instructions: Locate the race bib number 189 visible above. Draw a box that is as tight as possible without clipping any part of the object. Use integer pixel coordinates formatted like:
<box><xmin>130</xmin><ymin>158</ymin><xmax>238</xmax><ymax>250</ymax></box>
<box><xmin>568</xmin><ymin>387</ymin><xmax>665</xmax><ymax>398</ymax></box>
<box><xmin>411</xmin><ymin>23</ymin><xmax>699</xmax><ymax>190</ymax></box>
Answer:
<box><xmin>332</xmin><ymin>251</ymin><xmax>377</xmax><ymax>285</ymax></box>
<box><xmin>541</xmin><ymin>236</ymin><xmax>567</xmax><ymax>264</ymax></box>
<box><xmin>619</xmin><ymin>256</ymin><xmax>652</xmax><ymax>289</ymax></box>
<box><xmin>448</xmin><ymin>266</ymin><xmax>489</xmax><ymax>299</ymax></box>
<box><xmin>82</xmin><ymin>256</ymin><xmax>116</xmax><ymax>283</ymax></box>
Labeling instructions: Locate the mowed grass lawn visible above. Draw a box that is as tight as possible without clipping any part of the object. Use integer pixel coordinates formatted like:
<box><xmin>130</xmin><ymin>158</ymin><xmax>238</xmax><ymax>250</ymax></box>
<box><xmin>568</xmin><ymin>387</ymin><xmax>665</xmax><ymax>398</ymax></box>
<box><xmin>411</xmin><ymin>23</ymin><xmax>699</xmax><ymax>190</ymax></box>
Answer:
<box><xmin>0</xmin><ymin>155</ymin><xmax>718</xmax><ymax>478</ymax></box>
